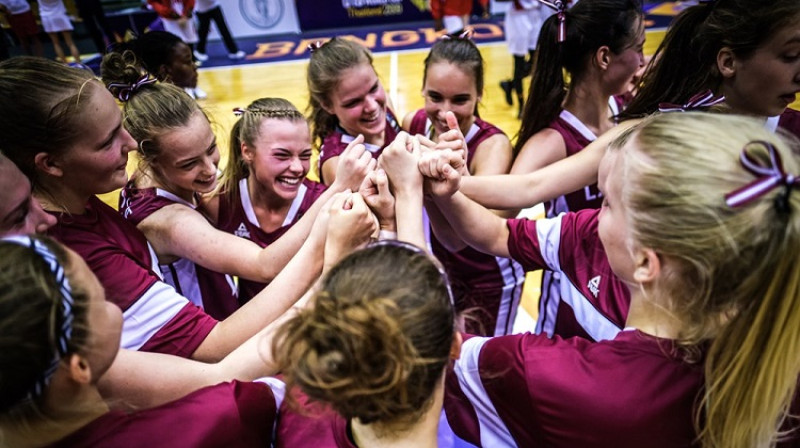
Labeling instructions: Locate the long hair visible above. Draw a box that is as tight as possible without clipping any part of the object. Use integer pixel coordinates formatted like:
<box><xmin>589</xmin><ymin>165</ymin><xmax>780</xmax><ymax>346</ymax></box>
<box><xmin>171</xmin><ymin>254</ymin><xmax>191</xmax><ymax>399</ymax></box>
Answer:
<box><xmin>613</xmin><ymin>112</ymin><xmax>800</xmax><ymax>448</ymax></box>
<box><xmin>0</xmin><ymin>57</ymin><xmax>98</xmax><ymax>193</ymax></box>
<box><xmin>515</xmin><ymin>0</ymin><xmax>642</xmax><ymax>157</ymax></box>
<box><xmin>621</xmin><ymin>0</ymin><xmax>800</xmax><ymax>119</ymax></box>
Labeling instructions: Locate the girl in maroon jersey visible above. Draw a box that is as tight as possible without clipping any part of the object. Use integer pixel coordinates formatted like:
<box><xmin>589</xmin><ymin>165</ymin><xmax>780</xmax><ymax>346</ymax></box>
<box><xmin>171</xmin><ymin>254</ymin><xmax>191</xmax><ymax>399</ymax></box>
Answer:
<box><xmin>419</xmin><ymin>112</ymin><xmax>800</xmax><ymax>447</ymax></box>
<box><xmin>307</xmin><ymin>38</ymin><xmax>402</xmax><ymax>185</ymax></box>
<box><xmin>511</xmin><ymin>0</ymin><xmax>644</xmax><ymax>336</ymax></box>
<box><xmin>458</xmin><ymin>0</ymin><xmax>800</xmax><ymax>215</ymax></box>
<box><xmin>0</xmin><ymin>56</ymin><xmax>376</xmax><ymax>363</ymax></box>
<box><xmin>214</xmin><ymin>97</ymin><xmax>370</xmax><ymax>303</ymax></box>
<box><xmin>403</xmin><ymin>34</ymin><xmax>522</xmax><ymax>336</ymax></box>
<box><xmin>0</xmin><ymin>236</ymin><xmax>282</xmax><ymax>447</ymax></box>
<box><xmin>101</xmin><ymin>52</ymin><xmax>374</xmax><ymax>318</ymax></box>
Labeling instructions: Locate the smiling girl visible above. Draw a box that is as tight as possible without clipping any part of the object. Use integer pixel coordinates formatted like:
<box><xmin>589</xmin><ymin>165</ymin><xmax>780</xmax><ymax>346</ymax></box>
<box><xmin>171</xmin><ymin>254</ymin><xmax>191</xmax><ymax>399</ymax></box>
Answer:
<box><xmin>403</xmin><ymin>35</ymin><xmax>522</xmax><ymax>336</ymax></box>
<box><xmin>308</xmin><ymin>38</ymin><xmax>402</xmax><ymax>185</ymax></box>
<box><xmin>212</xmin><ymin>98</ymin><xmax>331</xmax><ymax>302</ymax></box>
<box><xmin>0</xmin><ymin>56</ymin><xmax>377</xmax><ymax>363</ymax></box>
<box><xmin>101</xmin><ymin>52</ymin><xmax>374</xmax><ymax>317</ymax></box>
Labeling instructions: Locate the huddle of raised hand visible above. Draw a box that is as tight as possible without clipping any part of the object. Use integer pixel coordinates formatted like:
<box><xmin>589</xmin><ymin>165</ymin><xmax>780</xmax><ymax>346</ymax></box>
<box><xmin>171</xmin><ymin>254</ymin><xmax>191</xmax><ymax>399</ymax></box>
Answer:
<box><xmin>316</xmin><ymin>111</ymin><xmax>470</xmax><ymax>264</ymax></box>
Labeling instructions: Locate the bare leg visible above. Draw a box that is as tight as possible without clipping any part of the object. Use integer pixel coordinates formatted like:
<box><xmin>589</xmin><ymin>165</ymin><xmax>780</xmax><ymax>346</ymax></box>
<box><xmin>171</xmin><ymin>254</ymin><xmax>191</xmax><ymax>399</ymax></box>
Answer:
<box><xmin>62</xmin><ymin>31</ymin><xmax>81</xmax><ymax>62</ymax></box>
<box><xmin>48</xmin><ymin>32</ymin><xmax>66</xmax><ymax>62</ymax></box>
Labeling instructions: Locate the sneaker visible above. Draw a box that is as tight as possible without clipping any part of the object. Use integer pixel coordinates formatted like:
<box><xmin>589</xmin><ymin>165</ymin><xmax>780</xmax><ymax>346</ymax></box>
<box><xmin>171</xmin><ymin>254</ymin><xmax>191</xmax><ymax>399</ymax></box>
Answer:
<box><xmin>193</xmin><ymin>87</ymin><xmax>208</xmax><ymax>100</ymax></box>
<box><xmin>193</xmin><ymin>50</ymin><xmax>209</xmax><ymax>62</ymax></box>
<box><xmin>499</xmin><ymin>80</ymin><xmax>513</xmax><ymax>106</ymax></box>
<box><xmin>228</xmin><ymin>50</ymin><xmax>246</xmax><ymax>60</ymax></box>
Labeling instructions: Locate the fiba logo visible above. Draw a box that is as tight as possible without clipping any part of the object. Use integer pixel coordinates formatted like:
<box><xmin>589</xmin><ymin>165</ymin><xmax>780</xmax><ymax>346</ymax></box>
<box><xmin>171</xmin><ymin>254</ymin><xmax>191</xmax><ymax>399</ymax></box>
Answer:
<box><xmin>239</xmin><ymin>0</ymin><xmax>285</xmax><ymax>29</ymax></box>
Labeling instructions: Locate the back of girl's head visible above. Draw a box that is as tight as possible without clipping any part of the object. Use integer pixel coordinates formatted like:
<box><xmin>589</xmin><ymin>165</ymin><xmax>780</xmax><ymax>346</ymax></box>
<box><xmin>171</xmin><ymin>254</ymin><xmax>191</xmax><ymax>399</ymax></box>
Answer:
<box><xmin>622</xmin><ymin>0</ymin><xmax>800</xmax><ymax>118</ymax></box>
<box><xmin>0</xmin><ymin>236</ymin><xmax>89</xmax><ymax>415</ymax></box>
<box><xmin>517</xmin><ymin>0</ymin><xmax>642</xmax><ymax>155</ymax></box>
<box><xmin>307</xmin><ymin>38</ymin><xmax>374</xmax><ymax>147</ymax></box>
<box><xmin>101</xmin><ymin>50</ymin><xmax>201</xmax><ymax>164</ymax></box>
<box><xmin>111</xmin><ymin>31</ymin><xmax>184</xmax><ymax>78</ymax></box>
<box><xmin>0</xmin><ymin>57</ymin><xmax>98</xmax><ymax>184</ymax></box>
<box><xmin>222</xmin><ymin>98</ymin><xmax>307</xmax><ymax>199</ymax></box>
<box><xmin>274</xmin><ymin>242</ymin><xmax>455</xmax><ymax>427</ymax></box>
<box><xmin>424</xmin><ymin>35</ymin><xmax>484</xmax><ymax>98</ymax></box>
<box><xmin>612</xmin><ymin>112</ymin><xmax>800</xmax><ymax>447</ymax></box>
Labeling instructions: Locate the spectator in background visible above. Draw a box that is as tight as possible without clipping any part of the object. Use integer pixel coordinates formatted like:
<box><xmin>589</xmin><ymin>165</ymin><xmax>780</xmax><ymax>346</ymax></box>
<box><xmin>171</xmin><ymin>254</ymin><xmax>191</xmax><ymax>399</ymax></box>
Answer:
<box><xmin>0</xmin><ymin>0</ymin><xmax>43</xmax><ymax>57</ymax></box>
<box><xmin>430</xmin><ymin>0</ymin><xmax>488</xmax><ymax>34</ymax></box>
<box><xmin>75</xmin><ymin>0</ymin><xmax>114</xmax><ymax>54</ymax></box>
<box><xmin>38</xmin><ymin>0</ymin><xmax>81</xmax><ymax>63</ymax></box>
<box><xmin>147</xmin><ymin>0</ymin><xmax>198</xmax><ymax>55</ymax></box>
<box><xmin>193</xmin><ymin>0</ymin><xmax>245</xmax><ymax>61</ymax></box>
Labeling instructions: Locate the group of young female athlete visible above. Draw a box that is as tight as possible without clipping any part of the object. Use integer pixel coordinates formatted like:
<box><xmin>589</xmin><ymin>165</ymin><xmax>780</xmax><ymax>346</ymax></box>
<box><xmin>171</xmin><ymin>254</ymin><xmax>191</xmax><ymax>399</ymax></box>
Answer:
<box><xmin>0</xmin><ymin>0</ymin><xmax>799</xmax><ymax>446</ymax></box>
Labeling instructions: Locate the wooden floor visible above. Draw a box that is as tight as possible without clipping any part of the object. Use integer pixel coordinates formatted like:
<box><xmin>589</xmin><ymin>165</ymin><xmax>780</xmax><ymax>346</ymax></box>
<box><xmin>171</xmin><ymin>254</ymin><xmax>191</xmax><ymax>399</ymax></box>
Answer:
<box><xmin>98</xmin><ymin>30</ymin><xmax>669</xmax><ymax>326</ymax></box>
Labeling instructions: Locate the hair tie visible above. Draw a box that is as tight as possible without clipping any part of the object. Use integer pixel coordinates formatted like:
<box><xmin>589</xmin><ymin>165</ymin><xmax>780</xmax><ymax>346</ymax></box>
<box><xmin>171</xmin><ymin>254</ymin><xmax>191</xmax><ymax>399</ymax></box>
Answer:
<box><xmin>538</xmin><ymin>0</ymin><xmax>569</xmax><ymax>43</ymax></box>
<box><xmin>233</xmin><ymin>107</ymin><xmax>248</xmax><ymax>116</ymax></box>
<box><xmin>307</xmin><ymin>41</ymin><xmax>324</xmax><ymax>53</ymax></box>
<box><xmin>1</xmin><ymin>236</ymin><xmax>75</xmax><ymax>401</ymax></box>
<box><xmin>725</xmin><ymin>141</ymin><xmax>800</xmax><ymax>212</ymax></box>
<box><xmin>458</xmin><ymin>28</ymin><xmax>473</xmax><ymax>40</ymax></box>
<box><xmin>367</xmin><ymin>239</ymin><xmax>455</xmax><ymax>307</ymax></box>
<box><xmin>106</xmin><ymin>73</ymin><xmax>157</xmax><ymax>102</ymax></box>
<box><xmin>658</xmin><ymin>90</ymin><xmax>725</xmax><ymax>113</ymax></box>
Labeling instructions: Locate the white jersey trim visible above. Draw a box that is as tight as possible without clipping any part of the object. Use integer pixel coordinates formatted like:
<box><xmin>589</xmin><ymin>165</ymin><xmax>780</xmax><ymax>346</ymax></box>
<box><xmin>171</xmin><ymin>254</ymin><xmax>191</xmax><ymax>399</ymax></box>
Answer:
<box><xmin>493</xmin><ymin>256</ymin><xmax>525</xmax><ymax>336</ymax></box>
<box><xmin>159</xmin><ymin>257</ymin><xmax>203</xmax><ymax>308</ymax></box>
<box><xmin>607</xmin><ymin>96</ymin><xmax>620</xmax><ymax>117</ymax></box>
<box><xmin>254</xmin><ymin>377</ymin><xmax>286</xmax><ymax>410</ymax></box>
<box><xmin>155</xmin><ymin>188</ymin><xmax>197</xmax><ymax>209</ymax></box>
<box><xmin>423</xmin><ymin>117</ymin><xmax>481</xmax><ymax>146</ymax></box>
<box><xmin>121</xmin><ymin>281</ymin><xmax>189</xmax><ymax>351</ymax></box>
<box><xmin>559</xmin><ymin>109</ymin><xmax>598</xmax><ymax>142</ymax></box>
<box><xmin>535</xmin><ymin>214</ymin><xmax>620</xmax><ymax>341</ymax></box>
<box><xmin>282</xmin><ymin>183</ymin><xmax>308</xmax><ymax>227</ymax></box>
<box><xmin>340</xmin><ymin>133</ymin><xmax>382</xmax><ymax>154</ymax></box>
<box><xmin>454</xmin><ymin>336</ymin><xmax>516</xmax><ymax>447</ymax></box>
<box><xmin>766</xmin><ymin>115</ymin><xmax>780</xmax><ymax>133</ymax></box>
<box><xmin>146</xmin><ymin>241</ymin><xmax>164</xmax><ymax>281</ymax></box>
<box><xmin>239</xmin><ymin>178</ymin><xmax>260</xmax><ymax>227</ymax></box>
<box><xmin>238</xmin><ymin>178</ymin><xmax>308</xmax><ymax>228</ymax></box>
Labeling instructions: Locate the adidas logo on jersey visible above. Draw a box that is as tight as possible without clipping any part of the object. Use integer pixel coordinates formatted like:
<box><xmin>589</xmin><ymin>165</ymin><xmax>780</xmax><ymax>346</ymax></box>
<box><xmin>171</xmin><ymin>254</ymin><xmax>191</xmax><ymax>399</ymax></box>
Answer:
<box><xmin>234</xmin><ymin>223</ymin><xmax>251</xmax><ymax>239</ymax></box>
<box><xmin>588</xmin><ymin>275</ymin><xmax>601</xmax><ymax>298</ymax></box>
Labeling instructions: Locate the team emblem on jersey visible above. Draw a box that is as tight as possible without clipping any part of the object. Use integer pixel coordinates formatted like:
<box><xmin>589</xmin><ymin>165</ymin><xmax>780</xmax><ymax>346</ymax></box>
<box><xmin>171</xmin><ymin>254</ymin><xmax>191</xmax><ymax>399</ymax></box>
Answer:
<box><xmin>235</xmin><ymin>223</ymin><xmax>251</xmax><ymax>239</ymax></box>
<box><xmin>588</xmin><ymin>275</ymin><xmax>601</xmax><ymax>298</ymax></box>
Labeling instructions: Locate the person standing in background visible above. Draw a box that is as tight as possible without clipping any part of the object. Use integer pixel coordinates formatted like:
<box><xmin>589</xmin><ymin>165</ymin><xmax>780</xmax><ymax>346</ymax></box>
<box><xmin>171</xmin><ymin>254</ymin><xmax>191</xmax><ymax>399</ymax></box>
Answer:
<box><xmin>147</xmin><ymin>0</ymin><xmax>198</xmax><ymax>55</ymax></box>
<box><xmin>38</xmin><ymin>0</ymin><xmax>81</xmax><ymax>62</ymax></box>
<box><xmin>75</xmin><ymin>0</ymin><xmax>114</xmax><ymax>54</ymax></box>
<box><xmin>498</xmin><ymin>0</ymin><xmax>558</xmax><ymax>118</ymax></box>
<box><xmin>0</xmin><ymin>0</ymin><xmax>43</xmax><ymax>57</ymax></box>
<box><xmin>192</xmin><ymin>0</ymin><xmax>245</xmax><ymax>61</ymax></box>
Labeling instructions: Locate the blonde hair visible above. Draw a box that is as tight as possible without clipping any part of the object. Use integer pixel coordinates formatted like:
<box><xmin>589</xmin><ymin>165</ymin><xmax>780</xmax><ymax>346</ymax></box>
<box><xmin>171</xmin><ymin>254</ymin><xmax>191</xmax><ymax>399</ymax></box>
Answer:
<box><xmin>0</xmin><ymin>57</ymin><xmax>98</xmax><ymax>195</ymax></box>
<box><xmin>613</xmin><ymin>112</ymin><xmax>800</xmax><ymax>448</ymax></box>
<box><xmin>221</xmin><ymin>98</ymin><xmax>307</xmax><ymax>202</ymax></box>
<box><xmin>101</xmin><ymin>50</ymin><xmax>206</xmax><ymax>168</ymax></box>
